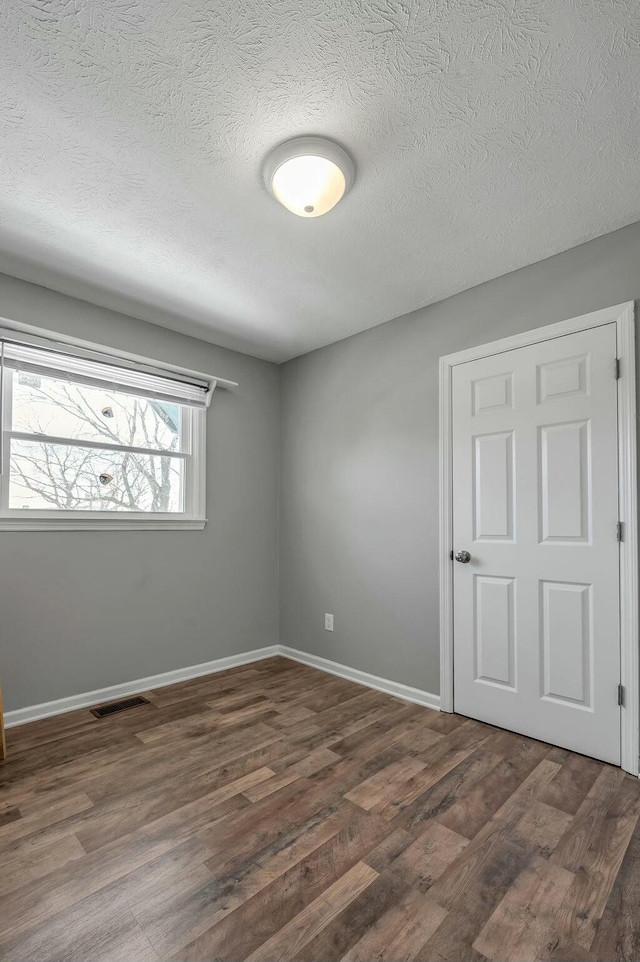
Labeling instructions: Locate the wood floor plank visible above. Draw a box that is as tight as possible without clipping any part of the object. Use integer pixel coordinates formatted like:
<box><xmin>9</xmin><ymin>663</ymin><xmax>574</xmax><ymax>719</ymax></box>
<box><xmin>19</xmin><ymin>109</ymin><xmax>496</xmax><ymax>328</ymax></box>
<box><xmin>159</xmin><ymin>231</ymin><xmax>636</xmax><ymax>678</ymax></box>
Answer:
<box><xmin>291</xmin><ymin>747</ymin><xmax>342</xmax><ymax>777</ymax></box>
<box><xmin>300</xmin><ymin>745</ymin><xmax>410</xmax><ymax>806</ymax></box>
<box><xmin>0</xmin><ymin>792</ymin><xmax>93</xmax><ymax>847</ymax></box>
<box><xmin>267</xmin><ymin>704</ymin><xmax>319</xmax><ymax>728</ymax></box>
<box><xmin>0</xmin><ymin>736</ymin><xmax>145</xmax><ymax>804</ymax></box>
<box><xmin>537</xmin><ymin>938</ymin><xmax>597</xmax><ymax>961</ymax></box>
<box><xmin>200</xmin><ymin>777</ymin><xmax>344</xmax><ymax>874</ymax></box>
<box><xmin>205</xmin><ymin>690</ymin><xmax>270</xmax><ymax>713</ymax></box>
<box><xmin>538</xmin><ymin>749</ymin><xmax>603</xmax><ymax>815</ymax></box>
<box><xmin>473</xmin><ymin>856</ymin><xmax>575</xmax><ymax>962</ymax></box>
<box><xmin>552</xmin><ymin>774</ymin><xmax>640</xmax><ymax>949</ymax></box>
<box><xmin>301</xmin><ymin>680</ymin><xmax>380</xmax><ymax>715</ymax></box>
<box><xmin>0</xmin><ymin>804</ymin><xmax>21</xmax><ymax>827</ymax></box>
<box><xmin>589</xmin><ymin>814</ymin><xmax>640</xmax><ymax>961</ymax></box>
<box><xmin>319</xmin><ymin>697</ymin><xmax>419</xmax><ymax>745</ymax></box>
<box><xmin>418</xmin><ymin>838</ymin><xmax>533</xmax><ymax>961</ymax></box>
<box><xmin>242</xmin><ymin>768</ymin><xmax>300</xmax><ymax>801</ymax></box>
<box><xmin>340</xmin><ymin>883</ymin><xmax>447</xmax><ymax>961</ymax></box>
<box><xmin>371</xmin><ymin>742</ymin><xmax>491</xmax><ymax>820</ymax></box>
<box><xmin>344</xmin><ymin>756</ymin><xmax>427</xmax><ymax>812</ymax></box>
<box><xmin>428</xmin><ymin>759</ymin><xmax>562</xmax><ymax>912</ymax></box>
<box><xmin>390</xmin><ymin>747</ymin><xmax>503</xmax><ymax>835</ymax></box>
<box><xmin>0</xmin><ymin>792</ymin><xmax>247</xmax><ymax>943</ymax></box>
<box><xmin>437</xmin><ymin>740</ymin><xmax>550</xmax><ymax>840</ymax></box>
<box><xmin>510</xmin><ymin>799</ymin><xmax>574</xmax><ymax>859</ymax></box>
<box><xmin>76</xmin><ymin>765</ymin><xmax>275</xmax><ymax>853</ymax></box>
<box><xmin>2</xmin><ymin>657</ymin><xmax>640</xmax><ymax>962</ymax></box>
<box><xmin>363</xmin><ymin>827</ymin><xmax>415</xmax><ymax>872</ymax></box>
<box><xmin>369</xmin><ymin>712</ymin><xmax>445</xmax><ymax>756</ymax></box>
<box><xmin>163</xmin><ymin>810</ymin><xmax>389</xmax><ymax>960</ymax></box>
<box><xmin>0</xmin><ymin>897</ymin><xmax>159</xmax><ymax>962</ymax></box>
<box><xmin>88</xmin><ymin>835</ymin><xmax>215</xmax><ymax>929</ymax></box>
<box><xmin>327</xmin><ymin>704</ymin><xmax>426</xmax><ymax>759</ymax></box>
<box><xmin>417</xmin><ymin>710</ymin><xmax>469</xmax><ymax>735</ymax></box>
<box><xmin>551</xmin><ymin>767</ymin><xmax>628</xmax><ymax>872</ymax></box>
<box><xmin>82</xmin><ymin>721</ymin><xmax>283</xmax><ymax>804</ymax></box>
<box><xmin>384</xmin><ymin>820</ymin><xmax>470</xmax><ymax>892</ymax></box>
<box><xmin>292</xmin><ymin>869</ymin><xmax>412</xmax><ymax>962</ymax></box>
<box><xmin>245</xmin><ymin>861</ymin><xmax>379</xmax><ymax>962</ymax></box>
<box><xmin>258</xmin><ymin>744</ymin><xmax>343</xmax><ymax>782</ymax></box>
<box><xmin>0</xmin><ymin>833</ymin><xmax>87</xmax><ymax>896</ymax></box>
<box><xmin>135</xmin><ymin>703</ymin><xmax>274</xmax><ymax>746</ymax></box>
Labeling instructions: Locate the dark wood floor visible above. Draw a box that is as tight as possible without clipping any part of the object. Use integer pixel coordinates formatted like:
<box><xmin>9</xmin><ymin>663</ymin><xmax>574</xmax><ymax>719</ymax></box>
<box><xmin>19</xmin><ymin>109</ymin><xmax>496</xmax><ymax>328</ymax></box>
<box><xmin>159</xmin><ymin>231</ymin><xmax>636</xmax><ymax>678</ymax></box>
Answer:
<box><xmin>0</xmin><ymin>657</ymin><xmax>639</xmax><ymax>962</ymax></box>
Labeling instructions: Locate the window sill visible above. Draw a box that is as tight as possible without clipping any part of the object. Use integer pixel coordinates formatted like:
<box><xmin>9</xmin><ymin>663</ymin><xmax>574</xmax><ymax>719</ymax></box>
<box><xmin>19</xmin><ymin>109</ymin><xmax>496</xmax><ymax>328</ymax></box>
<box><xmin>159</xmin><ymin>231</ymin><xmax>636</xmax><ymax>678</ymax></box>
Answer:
<box><xmin>0</xmin><ymin>517</ymin><xmax>207</xmax><ymax>532</ymax></box>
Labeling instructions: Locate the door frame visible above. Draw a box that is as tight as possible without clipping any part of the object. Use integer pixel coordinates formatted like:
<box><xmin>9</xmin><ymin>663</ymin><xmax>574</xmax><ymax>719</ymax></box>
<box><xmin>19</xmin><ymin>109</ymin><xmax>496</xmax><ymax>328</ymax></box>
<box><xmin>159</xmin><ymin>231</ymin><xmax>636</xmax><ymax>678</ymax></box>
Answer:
<box><xmin>439</xmin><ymin>302</ymin><xmax>638</xmax><ymax>775</ymax></box>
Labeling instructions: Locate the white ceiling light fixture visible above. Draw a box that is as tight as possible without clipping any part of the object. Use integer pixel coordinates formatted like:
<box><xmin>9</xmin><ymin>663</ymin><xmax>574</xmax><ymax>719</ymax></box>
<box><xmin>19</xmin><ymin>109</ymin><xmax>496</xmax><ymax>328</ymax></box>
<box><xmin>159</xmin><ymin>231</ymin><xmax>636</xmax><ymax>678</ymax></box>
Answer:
<box><xmin>263</xmin><ymin>136</ymin><xmax>355</xmax><ymax>218</ymax></box>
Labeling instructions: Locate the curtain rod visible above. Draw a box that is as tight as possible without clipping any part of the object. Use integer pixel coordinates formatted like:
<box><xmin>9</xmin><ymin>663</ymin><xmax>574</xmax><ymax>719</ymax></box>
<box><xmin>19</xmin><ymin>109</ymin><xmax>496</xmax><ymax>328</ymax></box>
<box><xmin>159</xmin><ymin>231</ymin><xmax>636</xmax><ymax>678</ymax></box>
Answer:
<box><xmin>0</xmin><ymin>322</ymin><xmax>239</xmax><ymax>391</ymax></box>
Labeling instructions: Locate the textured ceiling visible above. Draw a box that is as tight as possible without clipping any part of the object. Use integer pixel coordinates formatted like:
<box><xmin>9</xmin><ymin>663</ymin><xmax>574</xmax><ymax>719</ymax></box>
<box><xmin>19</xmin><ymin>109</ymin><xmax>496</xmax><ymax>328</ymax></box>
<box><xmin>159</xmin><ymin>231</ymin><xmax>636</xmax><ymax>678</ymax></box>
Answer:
<box><xmin>1</xmin><ymin>0</ymin><xmax>639</xmax><ymax>362</ymax></box>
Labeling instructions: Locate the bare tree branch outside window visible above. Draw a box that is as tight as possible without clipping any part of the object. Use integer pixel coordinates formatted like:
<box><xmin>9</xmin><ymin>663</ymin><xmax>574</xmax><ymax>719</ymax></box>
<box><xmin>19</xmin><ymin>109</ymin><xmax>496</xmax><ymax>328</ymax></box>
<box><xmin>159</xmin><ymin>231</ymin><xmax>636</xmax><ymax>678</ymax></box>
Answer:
<box><xmin>9</xmin><ymin>375</ymin><xmax>183</xmax><ymax>512</ymax></box>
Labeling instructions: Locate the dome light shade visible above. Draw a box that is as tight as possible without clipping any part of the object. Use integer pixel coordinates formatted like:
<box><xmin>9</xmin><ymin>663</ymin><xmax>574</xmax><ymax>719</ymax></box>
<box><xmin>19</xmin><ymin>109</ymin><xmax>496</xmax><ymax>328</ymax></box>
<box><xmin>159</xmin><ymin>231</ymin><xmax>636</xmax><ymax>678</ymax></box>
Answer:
<box><xmin>263</xmin><ymin>136</ymin><xmax>354</xmax><ymax>217</ymax></box>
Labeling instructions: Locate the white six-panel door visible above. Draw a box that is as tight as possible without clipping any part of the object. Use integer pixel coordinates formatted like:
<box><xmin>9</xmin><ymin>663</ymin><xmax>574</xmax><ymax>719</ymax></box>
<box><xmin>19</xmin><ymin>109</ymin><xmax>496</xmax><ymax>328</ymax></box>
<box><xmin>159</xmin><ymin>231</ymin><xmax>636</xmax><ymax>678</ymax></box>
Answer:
<box><xmin>452</xmin><ymin>323</ymin><xmax>621</xmax><ymax>764</ymax></box>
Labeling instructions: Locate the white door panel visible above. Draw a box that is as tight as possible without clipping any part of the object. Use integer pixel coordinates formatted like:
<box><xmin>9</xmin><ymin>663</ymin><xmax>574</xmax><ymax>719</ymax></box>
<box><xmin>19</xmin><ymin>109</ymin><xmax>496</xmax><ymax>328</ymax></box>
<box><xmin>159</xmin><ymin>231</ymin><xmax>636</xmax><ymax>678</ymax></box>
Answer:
<box><xmin>474</xmin><ymin>575</ymin><xmax>516</xmax><ymax>690</ymax></box>
<box><xmin>473</xmin><ymin>431</ymin><xmax>515</xmax><ymax>541</ymax></box>
<box><xmin>540</xmin><ymin>580</ymin><xmax>592</xmax><ymax>708</ymax></box>
<box><xmin>453</xmin><ymin>324</ymin><xmax>620</xmax><ymax>764</ymax></box>
<box><xmin>539</xmin><ymin>420</ymin><xmax>590</xmax><ymax>543</ymax></box>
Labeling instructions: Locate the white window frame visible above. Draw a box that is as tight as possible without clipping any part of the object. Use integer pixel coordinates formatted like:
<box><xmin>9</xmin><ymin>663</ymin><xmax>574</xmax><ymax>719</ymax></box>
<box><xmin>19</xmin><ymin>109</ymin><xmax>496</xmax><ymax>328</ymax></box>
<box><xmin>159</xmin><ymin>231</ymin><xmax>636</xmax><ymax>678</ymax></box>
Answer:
<box><xmin>0</xmin><ymin>319</ymin><xmax>235</xmax><ymax>532</ymax></box>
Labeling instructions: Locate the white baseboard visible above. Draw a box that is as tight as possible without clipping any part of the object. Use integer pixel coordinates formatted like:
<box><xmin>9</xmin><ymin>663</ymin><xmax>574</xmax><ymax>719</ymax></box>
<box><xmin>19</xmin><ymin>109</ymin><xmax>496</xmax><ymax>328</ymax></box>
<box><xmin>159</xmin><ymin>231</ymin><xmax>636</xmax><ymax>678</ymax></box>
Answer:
<box><xmin>279</xmin><ymin>646</ymin><xmax>441</xmax><ymax>711</ymax></box>
<box><xmin>5</xmin><ymin>643</ymin><xmax>440</xmax><ymax>729</ymax></box>
<box><xmin>4</xmin><ymin>646</ymin><xmax>280</xmax><ymax>728</ymax></box>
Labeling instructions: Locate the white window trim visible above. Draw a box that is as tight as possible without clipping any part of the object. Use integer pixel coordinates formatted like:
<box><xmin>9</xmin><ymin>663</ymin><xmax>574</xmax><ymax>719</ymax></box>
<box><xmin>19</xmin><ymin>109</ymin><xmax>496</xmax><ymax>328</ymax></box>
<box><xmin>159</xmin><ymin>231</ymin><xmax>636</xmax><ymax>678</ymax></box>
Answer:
<box><xmin>0</xmin><ymin>318</ymin><xmax>235</xmax><ymax>532</ymax></box>
<box><xmin>438</xmin><ymin>302</ymin><xmax>638</xmax><ymax>776</ymax></box>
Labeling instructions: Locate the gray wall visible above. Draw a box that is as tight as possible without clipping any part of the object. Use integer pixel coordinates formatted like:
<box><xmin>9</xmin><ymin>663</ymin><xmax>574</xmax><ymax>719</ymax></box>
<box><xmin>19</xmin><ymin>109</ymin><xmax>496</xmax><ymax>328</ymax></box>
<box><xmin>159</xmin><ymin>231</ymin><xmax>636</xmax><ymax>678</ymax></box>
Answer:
<box><xmin>4</xmin><ymin>220</ymin><xmax>640</xmax><ymax>713</ymax></box>
<box><xmin>280</xmin><ymin>221</ymin><xmax>640</xmax><ymax>695</ymax></box>
<box><xmin>0</xmin><ymin>273</ymin><xmax>280</xmax><ymax>711</ymax></box>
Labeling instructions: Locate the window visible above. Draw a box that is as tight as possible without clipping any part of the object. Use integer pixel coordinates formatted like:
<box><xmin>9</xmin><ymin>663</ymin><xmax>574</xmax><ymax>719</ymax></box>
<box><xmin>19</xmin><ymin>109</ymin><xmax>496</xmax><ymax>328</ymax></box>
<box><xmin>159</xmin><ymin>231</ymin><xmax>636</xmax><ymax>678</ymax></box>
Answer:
<box><xmin>0</xmin><ymin>334</ymin><xmax>212</xmax><ymax>530</ymax></box>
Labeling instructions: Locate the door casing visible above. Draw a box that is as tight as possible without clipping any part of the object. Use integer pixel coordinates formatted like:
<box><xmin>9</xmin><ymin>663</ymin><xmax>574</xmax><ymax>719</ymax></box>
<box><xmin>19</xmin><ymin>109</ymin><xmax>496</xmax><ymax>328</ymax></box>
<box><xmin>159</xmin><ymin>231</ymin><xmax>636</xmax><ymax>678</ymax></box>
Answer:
<box><xmin>439</xmin><ymin>302</ymin><xmax>638</xmax><ymax>775</ymax></box>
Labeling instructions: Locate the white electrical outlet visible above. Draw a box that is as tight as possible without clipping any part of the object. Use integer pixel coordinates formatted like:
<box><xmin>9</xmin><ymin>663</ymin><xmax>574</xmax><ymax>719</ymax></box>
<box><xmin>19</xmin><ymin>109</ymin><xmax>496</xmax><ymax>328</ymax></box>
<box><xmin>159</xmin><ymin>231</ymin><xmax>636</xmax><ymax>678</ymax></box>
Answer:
<box><xmin>324</xmin><ymin>613</ymin><xmax>334</xmax><ymax>631</ymax></box>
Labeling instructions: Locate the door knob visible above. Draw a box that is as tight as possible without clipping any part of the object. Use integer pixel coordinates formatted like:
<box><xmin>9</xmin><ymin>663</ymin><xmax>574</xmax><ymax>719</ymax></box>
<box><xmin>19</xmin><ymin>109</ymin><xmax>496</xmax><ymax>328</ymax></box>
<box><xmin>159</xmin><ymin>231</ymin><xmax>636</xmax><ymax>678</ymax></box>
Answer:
<box><xmin>455</xmin><ymin>550</ymin><xmax>471</xmax><ymax>564</ymax></box>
